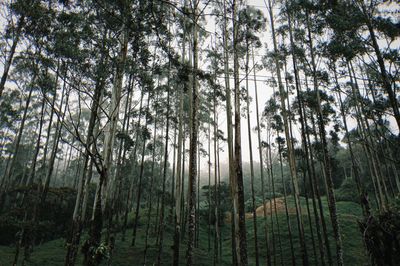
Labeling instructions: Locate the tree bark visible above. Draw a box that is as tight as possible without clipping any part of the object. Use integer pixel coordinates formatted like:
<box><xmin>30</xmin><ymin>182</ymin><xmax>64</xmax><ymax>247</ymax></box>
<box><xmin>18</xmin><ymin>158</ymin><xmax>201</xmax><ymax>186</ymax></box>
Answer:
<box><xmin>186</xmin><ymin>2</ymin><xmax>199</xmax><ymax>264</ymax></box>
<box><xmin>0</xmin><ymin>15</ymin><xmax>25</xmax><ymax>99</ymax></box>
<box><xmin>232</xmin><ymin>1</ymin><xmax>248</xmax><ymax>264</ymax></box>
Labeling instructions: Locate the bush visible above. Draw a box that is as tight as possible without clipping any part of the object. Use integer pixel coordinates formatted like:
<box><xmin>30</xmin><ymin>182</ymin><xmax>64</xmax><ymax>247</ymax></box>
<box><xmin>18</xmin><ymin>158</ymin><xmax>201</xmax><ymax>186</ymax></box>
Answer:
<box><xmin>0</xmin><ymin>185</ymin><xmax>77</xmax><ymax>245</ymax></box>
<box><xmin>359</xmin><ymin>206</ymin><xmax>400</xmax><ymax>265</ymax></box>
<box><xmin>335</xmin><ymin>178</ymin><xmax>359</xmax><ymax>203</ymax></box>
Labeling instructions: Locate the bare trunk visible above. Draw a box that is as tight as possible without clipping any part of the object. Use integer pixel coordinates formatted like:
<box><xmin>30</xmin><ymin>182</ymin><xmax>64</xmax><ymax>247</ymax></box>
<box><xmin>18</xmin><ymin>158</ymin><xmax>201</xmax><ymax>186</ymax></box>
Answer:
<box><xmin>0</xmin><ymin>15</ymin><xmax>25</xmax><ymax>99</ymax></box>
<box><xmin>245</xmin><ymin>44</ymin><xmax>259</xmax><ymax>266</ymax></box>
<box><xmin>186</xmin><ymin>2</ymin><xmax>199</xmax><ymax>263</ymax></box>
<box><xmin>132</xmin><ymin>93</ymin><xmax>151</xmax><ymax>246</ymax></box>
<box><xmin>143</xmin><ymin>92</ymin><xmax>160</xmax><ymax>265</ymax></box>
<box><xmin>360</xmin><ymin>3</ymin><xmax>400</xmax><ymax>132</ymax></box>
<box><xmin>232</xmin><ymin>1</ymin><xmax>248</xmax><ymax>264</ymax></box>
<box><xmin>156</xmin><ymin>75</ymin><xmax>171</xmax><ymax>266</ymax></box>
<box><xmin>172</xmin><ymin>24</ymin><xmax>186</xmax><ymax>263</ymax></box>
<box><xmin>252</xmin><ymin>47</ymin><xmax>272</xmax><ymax>266</ymax></box>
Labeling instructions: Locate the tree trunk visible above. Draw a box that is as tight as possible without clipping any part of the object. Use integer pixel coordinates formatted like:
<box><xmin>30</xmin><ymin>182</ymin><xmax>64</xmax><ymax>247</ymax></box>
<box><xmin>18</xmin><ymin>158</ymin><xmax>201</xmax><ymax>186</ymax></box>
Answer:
<box><xmin>173</xmin><ymin>21</ymin><xmax>187</xmax><ymax>263</ymax></box>
<box><xmin>156</xmin><ymin>73</ymin><xmax>171</xmax><ymax>266</ymax></box>
<box><xmin>232</xmin><ymin>1</ymin><xmax>248</xmax><ymax>264</ymax></box>
<box><xmin>0</xmin><ymin>15</ymin><xmax>25</xmax><ymax>99</ymax></box>
<box><xmin>65</xmin><ymin>31</ymin><xmax>108</xmax><ymax>265</ymax></box>
<box><xmin>186</xmin><ymin>2</ymin><xmax>199</xmax><ymax>263</ymax></box>
<box><xmin>245</xmin><ymin>43</ymin><xmax>259</xmax><ymax>266</ymax></box>
<box><xmin>0</xmin><ymin>74</ymin><xmax>35</xmax><ymax>206</ymax></box>
<box><xmin>252</xmin><ymin>47</ymin><xmax>272</xmax><ymax>266</ymax></box>
<box><xmin>360</xmin><ymin>3</ymin><xmax>400</xmax><ymax>132</ymax></box>
<box><xmin>143</xmin><ymin>92</ymin><xmax>160</xmax><ymax>265</ymax></box>
<box><xmin>267</xmin><ymin>0</ymin><xmax>308</xmax><ymax>264</ymax></box>
<box><xmin>220</xmin><ymin>0</ymin><xmax>239</xmax><ymax>263</ymax></box>
<box><xmin>132</xmin><ymin>92</ymin><xmax>151</xmax><ymax>246</ymax></box>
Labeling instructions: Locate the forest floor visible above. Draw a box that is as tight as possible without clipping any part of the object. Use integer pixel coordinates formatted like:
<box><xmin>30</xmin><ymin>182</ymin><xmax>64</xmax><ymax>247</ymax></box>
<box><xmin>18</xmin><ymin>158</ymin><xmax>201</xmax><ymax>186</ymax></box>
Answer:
<box><xmin>0</xmin><ymin>196</ymin><xmax>369</xmax><ymax>265</ymax></box>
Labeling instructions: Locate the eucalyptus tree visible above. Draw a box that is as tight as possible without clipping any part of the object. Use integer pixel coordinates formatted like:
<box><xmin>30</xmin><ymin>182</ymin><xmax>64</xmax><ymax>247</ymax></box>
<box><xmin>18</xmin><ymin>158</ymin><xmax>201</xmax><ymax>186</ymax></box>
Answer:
<box><xmin>172</xmin><ymin>0</ymin><xmax>190</xmax><ymax>262</ymax></box>
<box><xmin>0</xmin><ymin>0</ymin><xmax>29</xmax><ymax>99</ymax></box>
<box><xmin>0</xmin><ymin>0</ymin><xmax>58</xmax><ymax>201</ymax></box>
<box><xmin>214</xmin><ymin>0</ymin><xmax>240</xmax><ymax>262</ymax></box>
<box><xmin>238</xmin><ymin>6</ymin><xmax>265</xmax><ymax>265</ymax></box>
<box><xmin>131</xmin><ymin>58</ymin><xmax>158</xmax><ymax>248</ymax></box>
<box><xmin>156</xmin><ymin>61</ymin><xmax>173</xmax><ymax>266</ymax></box>
<box><xmin>297</xmin><ymin>3</ymin><xmax>344</xmax><ymax>262</ymax></box>
<box><xmin>143</xmin><ymin>91</ymin><xmax>162</xmax><ymax>265</ymax></box>
<box><xmin>9</xmin><ymin>54</ymin><xmax>59</xmax><ymax>265</ymax></box>
<box><xmin>61</xmin><ymin>2</ymin><xmax>115</xmax><ymax>263</ymax></box>
<box><xmin>352</xmin><ymin>1</ymin><xmax>400</xmax><ymax>132</ymax></box>
<box><xmin>264</xmin><ymin>0</ymin><xmax>309</xmax><ymax>264</ymax></box>
<box><xmin>331</xmin><ymin>62</ymin><xmax>370</xmax><ymax>216</ymax></box>
<box><xmin>232</xmin><ymin>0</ymin><xmax>250</xmax><ymax>264</ymax></box>
<box><xmin>186</xmin><ymin>0</ymin><xmax>203</xmax><ymax>264</ymax></box>
<box><xmin>0</xmin><ymin>50</ymin><xmax>39</xmax><ymax>198</ymax></box>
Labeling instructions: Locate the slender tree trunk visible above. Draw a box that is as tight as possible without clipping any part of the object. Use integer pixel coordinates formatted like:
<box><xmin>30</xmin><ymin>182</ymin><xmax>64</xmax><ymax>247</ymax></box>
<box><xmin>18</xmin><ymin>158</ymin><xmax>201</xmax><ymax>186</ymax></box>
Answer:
<box><xmin>277</xmin><ymin>137</ymin><xmax>296</xmax><ymax>266</ymax></box>
<box><xmin>170</xmin><ymin>114</ymin><xmax>177</xmax><ymax>222</ymax></box>
<box><xmin>112</xmin><ymin>80</ymin><xmax>133</xmax><ymax>223</ymax></box>
<box><xmin>1</xmin><ymin>79</ymin><xmax>34</xmax><ymax>194</ymax></box>
<box><xmin>196</xmin><ymin>133</ymin><xmax>201</xmax><ymax>248</ymax></box>
<box><xmin>302</xmin><ymin>77</ymin><xmax>333</xmax><ymax>266</ymax></box>
<box><xmin>208</xmin><ymin>118</ymin><xmax>212</xmax><ymax>252</ymax></box>
<box><xmin>41</xmin><ymin>81</ymin><xmax>68</xmax><ymax>203</ymax></box>
<box><xmin>213</xmin><ymin>90</ymin><xmax>220</xmax><ymax>265</ymax></box>
<box><xmin>266</xmin><ymin>137</ymin><xmax>284</xmax><ymax>266</ymax></box>
<box><xmin>13</xmin><ymin>97</ymin><xmax>45</xmax><ymax>265</ymax></box>
<box><xmin>252</xmin><ymin>47</ymin><xmax>272</xmax><ymax>266</ymax></box>
<box><xmin>156</xmin><ymin>76</ymin><xmax>171</xmax><ymax>266</ymax></box>
<box><xmin>186</xmin><ymin>2</ymin><xmax>199</xmax><ymax>263</ymax></box>
<box><xmin>232</xmin><ymin>1</ymin><xmax>248</xmax><ymax>264</ymax></box>
<box><xmin>65</xmin><ymin>32</ymin><xmax>108</xmax><ymax>265</ymax></box>
<box><xmin>347</xmin><ymin>61</ymin><xmax>387</xmax><ymax>211</ymax></box>
<box><xmin>245</xmin><ymin>43</ymin><xmax>259</xmax><ymax>266</ymax></box>
<box><xmin>173</xmin><ymin>24</ymin><xmax>187</xmax><ymax>263</ymax></box>
<box><xmin>132</xmin><ymin>93</ymin><xmax>151</xmax><ymax>246</ymax></box>
<box><xmin>180</xmin><ymin>119</ymin><xmax>187</xmax><ymax>241</ymax></box>
<box><xmin>287</xmin><ymin>19</ymin><xmax>326</xmax><ymax>264</ymax></box>
<box><xmin>61</xmin><ymin>141</ymin><xmax>74</xmax><ymax>187</ymax></box>
<box><xmin>333</xmin><ymin>66</ymin><xmax>370</xmax><ymax>216</ymax></box>
<box><xmin>0</xmin><ymin>15</ymin><xmax>25</xmax><ymax>99</ymax></box>
<box><xmin>143</xmin><ymin>92</ymin><xmax>160</xmax><ymax>265</ymax></box>
<box><xmin>359</xmin><ymin>3</ymin><xmax>400</xmax><ymax>132</ymax></box>
<box><xmin>27</xmin><ymin>96</ymin><xmax>46</xmax><ymax>186</ymax></box>
<box><xmin>220</xmin><ymin>0</ymin><xmax>239</xmax><ymax>263</ymax></box>
<box><xmin>267</xmin><ymin>0</ymin><xmax>308</xmax><ymax>264</ymax></box>
<box><xmin>40</xmin><ymin>60</ymin><xmax>61</xmax><ymax>188</ymax></box>
<box><xmin>122</xmin><ymin>90</ymin><xmax>145</xmax><ymax>240</ymax></box>
<box><xmin>0</xmin><ymin>67</ymin><xmax>36</xmax><ymax>217</ymax></box>
<box><xmin>349</xmin><ymin>63</ymin><xmax>390</xmax><ymax>205</ymax></box>
<box><xmin>304</xmin><ymin>10</ymin><xmax>343</xmax><ymax>265</ymax></box>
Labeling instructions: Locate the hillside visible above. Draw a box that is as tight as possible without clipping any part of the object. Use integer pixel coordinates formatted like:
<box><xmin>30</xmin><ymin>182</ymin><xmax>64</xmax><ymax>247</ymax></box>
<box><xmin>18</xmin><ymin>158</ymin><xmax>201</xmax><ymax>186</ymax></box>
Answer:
<box><xmin>0</xmin><ymin>197</ymin><xmax>368</xmax><ymax>265</ymax></box>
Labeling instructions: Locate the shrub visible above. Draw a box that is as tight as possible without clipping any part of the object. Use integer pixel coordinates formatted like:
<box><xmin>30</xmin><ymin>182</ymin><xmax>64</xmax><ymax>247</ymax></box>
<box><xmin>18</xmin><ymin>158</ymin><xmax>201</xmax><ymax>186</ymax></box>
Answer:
<box><xmin>335</xmin><ymin>178</ymin><xmax>359</xmax><ymax>203</ymax></box>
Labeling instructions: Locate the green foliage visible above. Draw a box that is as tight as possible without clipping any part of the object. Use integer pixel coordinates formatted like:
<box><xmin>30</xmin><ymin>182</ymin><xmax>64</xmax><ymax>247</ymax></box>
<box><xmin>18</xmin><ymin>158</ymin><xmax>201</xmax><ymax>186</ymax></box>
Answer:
<box><xmin>335</xmin><ymin>178</ymin><xmax>359</xmax><ymax>203</ymax></box>
<box><xmin>0</xmin><ymin>197</ymin><xmax>368</xmax><ymax>265</ymax></box>
<box><xmin>81</xmin><ymin>240</ymin><xmax>110</xmax><ymax>266</ymax></box>
<box><xmin>359</xmin><ymin>206</ymin><xmax>400</xmax><ymax>266</ymax></box>
<box><xmin>0</xmin><ymin>185</ymin><xmax>77</xmax><ymax>245</ymax></box>
<box><xmin>244</xmin><ymin>196</ymin><xmax>263</xmax><ymax>212</ymax></box>
<box><xmin>200</xmin><ymin>182</ymin><xmax>230</xmax><ymax>227</ymax></box>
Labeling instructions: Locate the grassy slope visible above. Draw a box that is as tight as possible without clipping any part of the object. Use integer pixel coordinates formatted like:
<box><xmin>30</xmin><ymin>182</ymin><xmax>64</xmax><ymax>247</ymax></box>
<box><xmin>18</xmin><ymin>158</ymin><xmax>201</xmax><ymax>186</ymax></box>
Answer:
<box><xmin>0</xmin><ymin>197</ymin><xmax>368</xmax><ymax>265</ymax></box>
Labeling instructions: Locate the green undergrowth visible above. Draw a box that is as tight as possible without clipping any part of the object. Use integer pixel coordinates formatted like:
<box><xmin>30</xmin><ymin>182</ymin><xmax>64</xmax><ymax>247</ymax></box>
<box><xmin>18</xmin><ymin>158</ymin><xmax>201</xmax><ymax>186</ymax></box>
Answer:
<box><xmin>0</xmin><ymin>196</ymin><xmax>368</xmax><ymax>265</ymax></box>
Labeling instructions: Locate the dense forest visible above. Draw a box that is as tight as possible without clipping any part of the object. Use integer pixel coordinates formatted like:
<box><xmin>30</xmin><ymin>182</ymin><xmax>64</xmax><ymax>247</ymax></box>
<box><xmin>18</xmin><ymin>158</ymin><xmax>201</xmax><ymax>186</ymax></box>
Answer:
<box><xmin>0</xmin><ymin>0</ymin><xmax>399</xmax><ymax>265</ymax></box>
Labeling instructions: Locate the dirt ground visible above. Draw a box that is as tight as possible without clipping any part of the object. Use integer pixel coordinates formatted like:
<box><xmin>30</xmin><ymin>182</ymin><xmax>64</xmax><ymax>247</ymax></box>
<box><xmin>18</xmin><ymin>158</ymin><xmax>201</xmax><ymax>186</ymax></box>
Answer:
<box><xmin>225</xmin><ymin>197</ymin><xmax>294</xmax><ymax>223</ymax></box>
